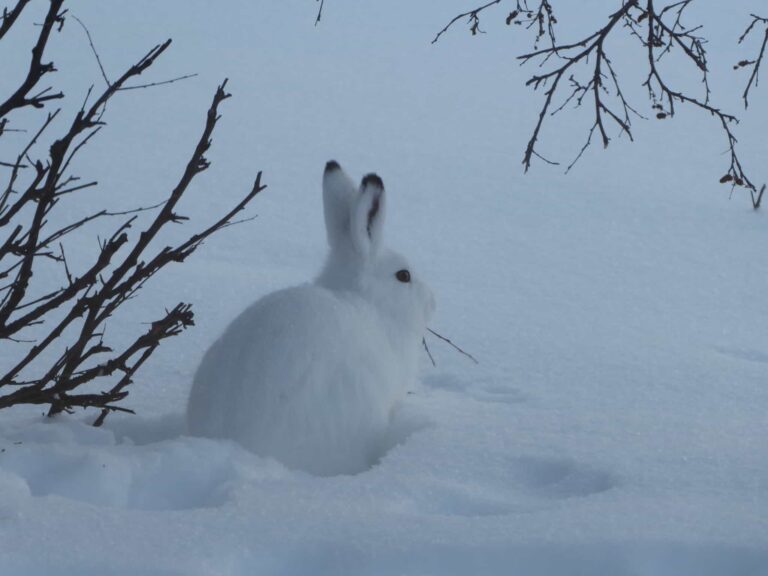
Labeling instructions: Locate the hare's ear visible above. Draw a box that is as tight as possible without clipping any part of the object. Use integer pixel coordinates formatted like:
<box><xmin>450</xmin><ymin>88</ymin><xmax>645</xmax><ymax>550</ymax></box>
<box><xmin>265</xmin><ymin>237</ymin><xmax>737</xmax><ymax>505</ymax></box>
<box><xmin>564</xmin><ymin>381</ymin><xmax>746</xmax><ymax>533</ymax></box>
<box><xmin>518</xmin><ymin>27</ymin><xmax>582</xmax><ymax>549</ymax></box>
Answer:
<box><xmin>351</xmin><ymin>173</ymin><xmax>386</xmax><ymax>259</ymax></box>
<box><xmin>322</xmin><ymin>160</ymin><xmax>356</xmax><ymax>251</ymax></box>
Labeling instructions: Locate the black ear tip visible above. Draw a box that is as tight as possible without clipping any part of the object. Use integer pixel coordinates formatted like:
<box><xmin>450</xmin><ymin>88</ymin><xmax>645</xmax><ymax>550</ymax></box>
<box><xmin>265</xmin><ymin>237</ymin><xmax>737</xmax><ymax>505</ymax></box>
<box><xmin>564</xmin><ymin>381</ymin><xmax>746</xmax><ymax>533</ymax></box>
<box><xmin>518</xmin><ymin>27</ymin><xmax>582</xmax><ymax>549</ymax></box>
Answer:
<box><xmin>325</xmin><ymin>160</ymin><xmax>341</xmax><ymax>173</ymax></box>
<box><xmin>362</xmin><ymin>173</ymin><xmax>384</xmax><ymax>189</ymax></box>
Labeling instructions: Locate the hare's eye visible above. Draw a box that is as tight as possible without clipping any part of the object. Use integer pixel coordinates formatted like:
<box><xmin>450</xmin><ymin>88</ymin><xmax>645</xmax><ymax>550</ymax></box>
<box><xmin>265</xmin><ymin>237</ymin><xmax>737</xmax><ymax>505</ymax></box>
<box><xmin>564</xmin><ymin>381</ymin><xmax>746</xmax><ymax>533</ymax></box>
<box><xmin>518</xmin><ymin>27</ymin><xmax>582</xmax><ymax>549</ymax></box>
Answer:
<box><xmin>395</xmin><ymin>269</ymin><xmax>411</xmax><ymax>283</ymax></box>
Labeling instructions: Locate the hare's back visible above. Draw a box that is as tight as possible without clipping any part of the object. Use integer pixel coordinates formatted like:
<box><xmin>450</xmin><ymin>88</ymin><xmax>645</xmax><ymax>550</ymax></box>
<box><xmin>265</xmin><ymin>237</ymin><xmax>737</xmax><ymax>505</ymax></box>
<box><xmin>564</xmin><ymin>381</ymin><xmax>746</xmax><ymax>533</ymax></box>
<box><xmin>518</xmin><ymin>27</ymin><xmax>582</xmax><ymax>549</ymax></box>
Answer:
<box><xmin>187</xmin><ymin>285</ymin><xmax>393</xmax><ymax>453</ymax></box>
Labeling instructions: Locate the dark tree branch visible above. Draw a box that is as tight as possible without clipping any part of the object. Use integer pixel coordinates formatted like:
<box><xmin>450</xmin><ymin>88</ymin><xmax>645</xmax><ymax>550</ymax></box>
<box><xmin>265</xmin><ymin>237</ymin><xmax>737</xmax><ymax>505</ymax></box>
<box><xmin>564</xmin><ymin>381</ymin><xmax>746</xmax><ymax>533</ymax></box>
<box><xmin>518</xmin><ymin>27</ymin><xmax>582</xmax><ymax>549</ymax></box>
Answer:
<box><xmin>432</xmin><ymin>0</ymin><xmax>502</xmax><ymax>44</ymax></box>
<box><xmin>642</xmin><ymin>1</ymin><xmax>751</xmax><ymax>190</ymax></box>
<box><xmin>737</xmin><ymin>14</ymin><xmax>768</xmax><ymax>109</ymax></box>
<box><xmin>432</xmin><ymin>1</ymin><xmax>557</xmax><ymax>46</ymax></box>
<box><xmin>0</xmin><ymin>110</ymin><xmax>58</xmax><ymax>221</ymax></box>
<box><xmin>0</xmin><ymin>0</ymin><xmax>65</xmax><ymax>119</ymax></box>
<box><xmin>0</xmin><ymin>7</ymin><xmax>266</xmax><ymax>423</ymax></box>
<box><xmin>55</xmin><ymin>302</ymin><xmax>195</xmax><ymax>421</ymax></box>
<box><xmin>506</xmin><ymin>0</ymin><xmax>557</xmax><ymax>48</ymax></box>
<box><xmin>512</xmin><ymin>0</ymin><xmax>754</xmax><ymax>192</ymax></box>
<box><xmin>518</xmin><ymin>2</ymin><xmax>634</xmax><ymax>172</ymax></box>
<box><xmin>425</xmin><ymin>1</ymin><xmax>760</xmax><ymax>201</ymax></box>
<box><xmin>0</xmin><ymin>40</ymin><xmax>173</xmax><ymax>330</ymax></box>
<box><xmin>0</xmin><ymin>0</ymin><xmax>32</xmax><ymax>42</ymax></box>
<box><xmin>0</xmin><ymin>224</ymin><xmax>131</xmax><ymax>387</ymax></box>
<box><xmin>751</xmin><ymin>183</ymin><xmax>765</xmax><ymax>210</ymax></box>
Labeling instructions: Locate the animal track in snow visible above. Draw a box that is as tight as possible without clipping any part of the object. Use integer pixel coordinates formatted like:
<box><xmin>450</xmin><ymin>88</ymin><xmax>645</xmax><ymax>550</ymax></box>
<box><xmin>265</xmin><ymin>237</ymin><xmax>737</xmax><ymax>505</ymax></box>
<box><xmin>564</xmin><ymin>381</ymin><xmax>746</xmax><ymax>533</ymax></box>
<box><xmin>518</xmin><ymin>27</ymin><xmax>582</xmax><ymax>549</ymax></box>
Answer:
<box><xmin>472</xmin><ymin>383</ymin><xmax>527</xmax><ymax>405</ymax></box>
<box><xmin>510</xmin><ymin>456</ymin><xmax>617</xmax><ymax>499</ymax></box>
<box><xmin>423</xmin><ymin>374</ymin><xmax>527</xmax><ymax>405</ymax></box>
<box><xmin>416</xmin><ymin>486</ymin><xmax>521</xmax><ymax>518</ymax></box>
<box><xmin>715</xmin><ymin>346</ymin><xmax>768</xmax><ymax>365</ymax></box>
<box><xmin>412</xmin><ymin>455</ymin><xmax>617</xmax><ymax>518</ymax></box>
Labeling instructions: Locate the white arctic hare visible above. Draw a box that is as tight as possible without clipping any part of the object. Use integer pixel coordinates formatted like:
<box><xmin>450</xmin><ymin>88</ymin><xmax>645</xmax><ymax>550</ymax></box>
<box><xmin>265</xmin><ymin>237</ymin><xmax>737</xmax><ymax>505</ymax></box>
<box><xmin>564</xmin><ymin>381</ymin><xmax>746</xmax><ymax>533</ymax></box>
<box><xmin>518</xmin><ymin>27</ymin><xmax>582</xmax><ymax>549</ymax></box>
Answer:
<box><xmin>187</xmin><ymin>161</ymin><xmax>435</xmax><ymax>475</ymax></box>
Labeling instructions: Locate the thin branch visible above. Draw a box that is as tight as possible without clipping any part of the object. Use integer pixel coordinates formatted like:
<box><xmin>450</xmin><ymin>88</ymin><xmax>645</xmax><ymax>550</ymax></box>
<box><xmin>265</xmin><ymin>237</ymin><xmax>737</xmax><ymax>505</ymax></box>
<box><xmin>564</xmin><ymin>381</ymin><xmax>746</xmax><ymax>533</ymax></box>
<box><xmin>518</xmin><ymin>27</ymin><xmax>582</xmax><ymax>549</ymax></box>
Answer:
<box><xmin>518</xmin><ymin>2</ymin><xmax>635</xmax><ymax>171</ymax></box>
<box><xmin>90</xmin><ymin>303</ymin><xmax>194</xmax><ymax>425</ymax></box>
<box><xmin>507</xmin><ymin>0</ymin><xmax>557</xmax><ymax>48</ymax></box>
<box><xmin>0</xmin><ymin>220</ymin><xmax>131</xmax><ymax>339</ymax></box>
<box><xmin>737</xmin><ymin>14</ymin><xmax>768</xmax><ymax>109</ymax></box>
<box><xmin>432</xmin><ymin>0</ymin><xmax>502</xmax><ymax>44</ymax></box>
<box><xmin>0</xmin><ymin>110</ymin><xmax>59</xmax><ymax>221</ymax></box>
<box><xmin>643</xmin><ymin>0</ymin><xmax>751</xmax><ymax>190</ymax></box>
<box><xmin>427</xmin><ymin>328</ymin><xmax>479</xmax><ymax>364</ymax></box>
<box><xmin>0</xmin><ymin>229</ymin><xmax>130</xmax><ymax>386</ymax></box>
<box><xmin>422</xmin><ymin>337</ymin><xmax>436</xmax><ymax>367</ymax></box>
<box><xmin>751</xmin><ymin>183</ymin><xmax>766</xmax><ymax>210</ymax></box>
<box><xmin>59</xmin><ymin>125</ymin><xmax>102</xmax><ymax>180</ymax></box>
<box><xmin>71</xmin><ymin>14</ymin><xmax>110</xmax><ymax>87</ymax></box>
<box><xmin>119</xmin><ymin>73</ymin><xmax>197</xmax><ymax>91</ymax></box>
<box><xmin>0</xmin><ymin>160</ymin><xmax>27</xmax><ymax>169</ymax></box>
<box><xmin>50</xmin><ymin>302</ymin><xmax>194</xmax><ymax>416</ymax></box>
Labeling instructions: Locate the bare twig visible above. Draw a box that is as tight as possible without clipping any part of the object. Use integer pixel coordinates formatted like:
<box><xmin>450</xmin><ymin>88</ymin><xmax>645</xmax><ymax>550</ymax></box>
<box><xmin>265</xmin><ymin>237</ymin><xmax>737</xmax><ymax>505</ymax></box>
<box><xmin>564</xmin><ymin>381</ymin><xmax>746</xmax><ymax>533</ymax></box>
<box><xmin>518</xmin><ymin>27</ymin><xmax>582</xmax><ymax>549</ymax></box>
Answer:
<box><xmin>432</xmin><ymin>0</ymin><xmax>502</xmax><ymax>44</ymax></box>
<box><xmin>119</xmin><ymin>73</ymin><xmax>197</xmax><ymax>91</ymax></box>
<box><xmin>315</xmin><ymin>0</ymin><xmax>325</xmax><ymax>26</ymax></box>
<box><xmin>518</xmin><ymin>2</ymin><xmax>635</xmax><ymax>172</ymax></box>
<box><xmin>422</xmin><ymin>337</ymin><xmax>436</xmax><ymax>367</ymax></box>
<box><xmin>506</xmin><ymin>0</ymin><xmax>557</xmax><ymax>48</ymax></box>
<box><xmin>427</xmin><ymin>328</ymin><xmax>479</xmax><ymax>364</ymax></box>
<box><xmin>751</xmin><ymin>184</ymin><xmax>765</xmax><ymax>210</ymax></box>
<box><xmin>0</xmin><ymin>110</ymin><xmax>59</xmax><ymax>225</ymax></box>
<box><xmin>72</xmin><ymin>14</ymin><xmax>110</xmax><ymax>86</ymax></box>
<box><xmin>433</xmin><ymin>1</ymin><xmax>557</xmax><ymax>46</ymax></box>
<box><xmin>0</xmin><ymin>160</ymin><xmax>28</xmax><ymax>168</ymax></box>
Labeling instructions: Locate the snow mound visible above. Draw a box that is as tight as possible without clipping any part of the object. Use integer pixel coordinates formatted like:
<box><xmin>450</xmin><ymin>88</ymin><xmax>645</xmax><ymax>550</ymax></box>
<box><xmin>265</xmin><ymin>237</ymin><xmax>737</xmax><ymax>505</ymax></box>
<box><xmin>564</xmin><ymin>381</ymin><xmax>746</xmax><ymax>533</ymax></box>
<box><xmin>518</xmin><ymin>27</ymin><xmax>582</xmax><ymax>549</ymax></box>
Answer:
<box><xmin>0</xmin><ymin>418</ymin><xmax>286</xmax><ymax>511</ymax></box>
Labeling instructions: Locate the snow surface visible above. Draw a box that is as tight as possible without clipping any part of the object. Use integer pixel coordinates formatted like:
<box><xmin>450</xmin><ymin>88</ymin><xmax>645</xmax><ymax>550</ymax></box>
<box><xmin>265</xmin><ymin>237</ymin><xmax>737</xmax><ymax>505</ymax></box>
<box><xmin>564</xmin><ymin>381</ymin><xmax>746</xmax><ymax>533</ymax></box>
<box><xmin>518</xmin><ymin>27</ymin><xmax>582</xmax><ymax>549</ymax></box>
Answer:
<box><xmin>1</xmin><ymin>1</ymin><xmax>768</xmax><ymax>574</ymax></box>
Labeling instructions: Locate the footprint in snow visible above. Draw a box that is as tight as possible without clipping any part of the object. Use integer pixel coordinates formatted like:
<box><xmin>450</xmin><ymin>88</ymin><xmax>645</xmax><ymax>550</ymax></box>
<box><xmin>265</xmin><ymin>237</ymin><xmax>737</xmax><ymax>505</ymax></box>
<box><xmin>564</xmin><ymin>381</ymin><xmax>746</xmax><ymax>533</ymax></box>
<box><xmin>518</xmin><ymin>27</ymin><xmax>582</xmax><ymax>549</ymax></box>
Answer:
<box><xmin>0</xmin><ymin>420</ymin><xmax>286</xmax><ymax>512</ymax></box>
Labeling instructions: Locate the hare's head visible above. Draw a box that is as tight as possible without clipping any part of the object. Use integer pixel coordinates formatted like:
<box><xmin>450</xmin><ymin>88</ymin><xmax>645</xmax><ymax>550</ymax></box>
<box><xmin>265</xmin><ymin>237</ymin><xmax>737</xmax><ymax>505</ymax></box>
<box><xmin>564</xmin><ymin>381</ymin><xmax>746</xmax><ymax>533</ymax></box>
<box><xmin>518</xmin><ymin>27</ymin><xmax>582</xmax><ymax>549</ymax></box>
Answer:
<box><xmin>316</xmin><ymin>161</ymin><xmax>435</xmax><ymax>341</ymax></box>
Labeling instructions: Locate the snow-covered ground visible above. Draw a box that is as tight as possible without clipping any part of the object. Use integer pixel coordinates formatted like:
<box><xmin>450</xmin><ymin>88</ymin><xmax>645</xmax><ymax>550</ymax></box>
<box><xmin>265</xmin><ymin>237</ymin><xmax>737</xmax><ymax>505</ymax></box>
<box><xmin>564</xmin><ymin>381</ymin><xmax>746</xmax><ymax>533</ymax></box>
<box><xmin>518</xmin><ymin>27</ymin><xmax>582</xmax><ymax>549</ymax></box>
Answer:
<box><xmin>1</xmin><ymin>1</ymin><xmax>767</xmax><ymax>574</ymax></box>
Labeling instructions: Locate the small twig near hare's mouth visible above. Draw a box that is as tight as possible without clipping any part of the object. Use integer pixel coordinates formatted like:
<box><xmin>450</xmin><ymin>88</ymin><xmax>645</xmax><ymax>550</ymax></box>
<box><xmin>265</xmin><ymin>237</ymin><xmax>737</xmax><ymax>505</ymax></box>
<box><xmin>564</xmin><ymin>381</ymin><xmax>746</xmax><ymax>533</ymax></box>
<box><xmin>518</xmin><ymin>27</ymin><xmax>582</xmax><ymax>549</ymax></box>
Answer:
<box><xmin>425</xmin><ymin>328</ymin><xmax>479</xmax><ymax>365</ymax></box>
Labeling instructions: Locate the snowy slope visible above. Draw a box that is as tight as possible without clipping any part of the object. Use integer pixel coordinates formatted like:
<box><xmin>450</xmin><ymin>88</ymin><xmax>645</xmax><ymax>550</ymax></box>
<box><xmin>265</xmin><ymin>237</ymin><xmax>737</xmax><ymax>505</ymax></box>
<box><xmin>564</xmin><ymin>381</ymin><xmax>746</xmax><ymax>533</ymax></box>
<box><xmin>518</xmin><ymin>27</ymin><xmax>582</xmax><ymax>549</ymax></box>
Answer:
<box><xmin>1</xmin><ymin>1</ymin><xmax>768</xmax><ymax>574</ymax></box>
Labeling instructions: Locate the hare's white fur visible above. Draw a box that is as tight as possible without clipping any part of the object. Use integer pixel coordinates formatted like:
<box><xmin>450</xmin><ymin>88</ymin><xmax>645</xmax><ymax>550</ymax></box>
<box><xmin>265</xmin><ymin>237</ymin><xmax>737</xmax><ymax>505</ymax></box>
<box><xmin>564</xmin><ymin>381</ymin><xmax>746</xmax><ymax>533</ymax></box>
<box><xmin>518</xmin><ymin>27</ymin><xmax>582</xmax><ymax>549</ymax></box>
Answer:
<box><xmin>186</xmin><ymin>162</ymin><xmax>434</xmax><ymax>475</ymax></box>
